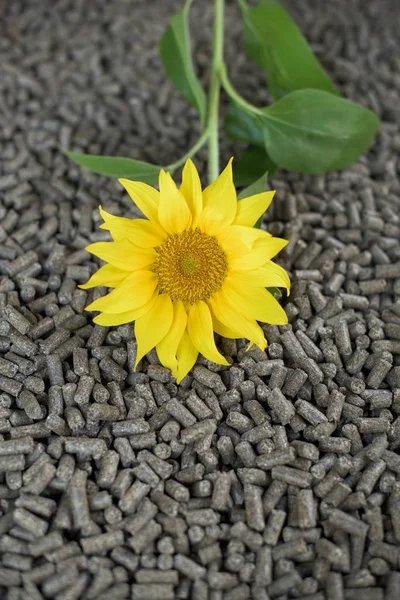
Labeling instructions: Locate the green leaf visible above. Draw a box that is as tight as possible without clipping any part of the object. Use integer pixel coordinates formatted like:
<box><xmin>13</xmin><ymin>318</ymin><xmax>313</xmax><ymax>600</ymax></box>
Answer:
<box><xmin>238</xmin><ymin>171</ymin><xmax>269</xmax><ymax>229</ymax></box>
<box><xmin>159</xmin><ymin>0</ymin><xmax>207</xmax><ymax>128</ymax></box>
<box><xmin>233</xmin><ymin>147</ymin><xmax>277</xmax><ymax>187</ymax></box>
<box><xmin>267</xmin><ymin>287</ymin><xmax>282</xmax><ymax>300</ymax></box>
<box><xmin>242</xmin><ymin>2</ymin><xmax>338</xmax><ymax>99</ymax></box>
<box><xmin>64</xmin><ymin>151</ymin><xmax>162</xmax><ymax>184</ymax></box>
<box><xmin>260</xmin><ymin>89</ymin><xmax>380</xmax><ymax>173</ymax></box>
<box><xmin>225</xmin><ymin>102</ymin><xmax>265</xmax><ymax>148</ymax></box>
<box><xmin>238</xmin><ymin>171</ymin><xmax>268</xmax><ymax>201</ymax></box>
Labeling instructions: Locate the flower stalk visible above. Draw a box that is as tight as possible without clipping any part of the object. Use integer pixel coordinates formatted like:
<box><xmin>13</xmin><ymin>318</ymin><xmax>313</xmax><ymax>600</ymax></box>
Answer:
<box><xmin>207</xmin><ymin>0</ymin><xmax>225</xmax><ymax>184</ymax></box>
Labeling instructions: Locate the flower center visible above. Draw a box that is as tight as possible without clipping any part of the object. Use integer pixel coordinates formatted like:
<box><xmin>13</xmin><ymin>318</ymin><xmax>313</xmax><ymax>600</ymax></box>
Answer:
<box><xmin>152</xmin><ymin>228</ymin><xmax>228</xmax><ymax>304</ymax></box>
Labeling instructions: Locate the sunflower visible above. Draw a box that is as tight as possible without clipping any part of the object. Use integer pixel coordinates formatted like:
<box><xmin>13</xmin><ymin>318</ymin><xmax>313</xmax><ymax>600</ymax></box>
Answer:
<box><xmin>82</xmin><ymin>159</ymin><xmax>290</xmax><ymax>383</ymax></box>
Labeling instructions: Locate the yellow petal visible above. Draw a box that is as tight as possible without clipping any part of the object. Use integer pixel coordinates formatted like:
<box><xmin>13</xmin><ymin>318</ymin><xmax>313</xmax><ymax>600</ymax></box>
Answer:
<box><xmin>175</xmin><ymin>331</ymin><xmax>198</xmax><ymax>384</ymax></box>
<box><xmin>158</xmin><ymin>169</ymin><xmax>191</xmax><ymax>234</ymax></box>
<box><xmin>198</xmin><ymin>158</ymin><xmax>237</xmax><ymax>235</ymax></box>
<box><xmin>85</xmin><ymin>270</ymin><xmax>158</xmax><ymax>314</ymax></box>
<box><xmin>209</xmin><ymin>290</ymin><xmax>267</xmax><ymax>350</ymax></box>
<box><xmin>135</xmin><ymin>294</ymin><xmax>174</xmax><ymax>366</ymax></box>
<box><xmin>230</xmin><ymin>238</ymin><xmax>288</xmax><ymax>270</ymax></box>
<box><xmin>223</xmin><ymin>281</ymin><xmax>288</xmax><ymax>325</ymax></box>
<box><xmin>118</xmin><ymin>179</ymin><xmax>161</xmax><ymax>224</ymax></box>
<box><xmin>228</xmin><ymin>262</ymin><xmax>290</xmax><ymax>292</ymax></box>
<box><xmin>79</xmin><ymin>264</ymin><xmax>131</xmax><ymax>290</ymax></box>
<box><xmin>187</xmin><ymin>301</ymin><xmax>229</xmax><ymax>366</ymax></box>
<box><xmin>234</xmin><ymin>190</ymin><xmax>275</xmax><ymax>227</ymax></box>
<box><xmin>180</xmin><ymin>159</ymin><xmax>203</xmax><ymax>227</ymax></box>
<box><xmin>93</xmin><ymin>294</ymin><xmax>157</xmax><ymax>326</ymax></box>
<box><xmin>262</xmin><ymin>260</ymin><xmax>291</xmax><ymax>294</ymax></box>
<box><xmin>85</xmin><ymin>240</ymin><xmax>156</xmax><ymax>271</ymax></box>
<box><xmin>99</xmin><ymin>206</ymin><xmax>165</xmax><ymax>246</ymax></box>
<box><xmin>217</xmin><ymin>226</ymin><xmax>271</xmax><ymax>258</ymax></box>
<box><xmin>212</xmin><ymin>314</ymin><xmax>242</xmax><ymax>339</ymax></box>
<box><xmin>156</xmin><ymin>300</ymin><xmax>187</xmax><ymax>372</ymax></box>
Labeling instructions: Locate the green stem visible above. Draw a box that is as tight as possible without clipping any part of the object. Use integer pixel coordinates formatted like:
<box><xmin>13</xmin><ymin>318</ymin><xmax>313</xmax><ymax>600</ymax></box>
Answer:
<box><xmin>219</xmin><ymin>62</ymin><xmax>261</xmax><ymax>116</ymax></box>
<box><xmin>166</xmin><ymin>128</ymin><xmax>210</xmax><ymax>172</ymax></box>
<box><xmin>207</xmin><ymin>0</ymin><xmax>225</xmax><ymax>184</ymax></box>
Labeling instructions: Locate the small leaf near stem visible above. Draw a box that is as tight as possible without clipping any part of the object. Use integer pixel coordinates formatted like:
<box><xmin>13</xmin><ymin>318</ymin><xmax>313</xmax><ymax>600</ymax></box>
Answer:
<box><xmin>159</xmin><ymin>0</ymin><xmax>207</xmax><ymax>128</ymax></box>
<box><xmin>63</xmin><ymin>151</ymin><xmax>162</xmax><ymax>184</ymax></box>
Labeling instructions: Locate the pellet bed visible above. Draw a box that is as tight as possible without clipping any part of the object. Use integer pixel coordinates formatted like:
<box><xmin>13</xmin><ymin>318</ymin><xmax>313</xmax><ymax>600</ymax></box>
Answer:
<box><xmin>0</xmin><ymin>0</ymin><xmax>400</xmax><ymax>598</ymax></box>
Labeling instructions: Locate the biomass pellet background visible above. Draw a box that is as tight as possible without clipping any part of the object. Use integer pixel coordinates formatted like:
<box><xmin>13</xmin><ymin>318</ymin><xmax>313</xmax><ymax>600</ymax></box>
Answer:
<box><xmin>0</xmin><ymin>0</ymin><xmax>400</xmax><ymax>598</ymax></box>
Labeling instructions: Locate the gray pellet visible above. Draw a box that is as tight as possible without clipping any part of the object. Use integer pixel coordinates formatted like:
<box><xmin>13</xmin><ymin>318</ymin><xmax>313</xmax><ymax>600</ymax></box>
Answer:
<box><xmin>96</xmin><ymin>450</ymin><xmax>120</xmax><ymax>489</ymax></box>
<box><xmin>166</xmin><ymin>398</ymin><xmax>197</xmax><ymax>427</ymax></box>
<box><xmin>111</xmin><ymin>546</ymin><xmax>139</xmax><ymax>572</ymax></box>
<box><xmin>131</xmin><ymin>584</ymin><xmax>174</xmax><ymax>600</ymax></box>
<box><xmin>256</xmin><ymin>447</ymin><xmax>296</xmax><ymax>470</ymax></box>
<box><xmin>271</xmin><ymin>465</ymin><xmax>312</xmax><ymax>488</ymax></box>
<box><xmin>231</xmin><ymin>521</ymin><xmax>263</xmax><ymax>551</ymax></box>
<box><xmin>181</xmin><ymin>419</ymin><xmax>217</xmax><ymax>444</ymax></box>
<box><xmin>13</xmin><ymin>507</ymin><xmax>49</xmax><ymax>537</ymax></box>
<box><xmin>367</xmin><ymin>357</ymin><xmax>393</xmax><ymax>389</ymax></box>
<box><xmin>0</xmin><ymin>454</ymin><xmax>25</xmax><ymax>472</ymax></box>
<box><xmin>129</xmin><ymin>432</ymin><xmax>157</xmax><ymax>449</ymax></box>
<box><xmin>119</xmin><ymin>480</ymin><xmax>150</xmax><ymax>513</ymax></box>
<box><xmin>267</xmin><ymin>569</ymin><xmax>301</xmax><ymax>598</ymax></box>
<box><xmin>0</xmin><ymin>374</ymin><xmax>23</xmax><ymax>397</ymax></box>
<box><xmin>74</xmin><ymin>375</ymin><xmax>94</xmax><ymax>405</ymax></box>
<box><xmin>244</xmin><ymin>484</ymin><xmax>265</xmax><ymax>532</ymax></box>
<box><xmin>334</xmin><ymin>319</ymin><xmax>352</xmax><ymax>356</ymax></box>
<box><xmin>326</xmin><ymin>571</ymin><xmax>344</xmax><ymax>600</ymax></box>
<box><xmin>328</xmin><ymin>508</ymin><xmax>369</xmax><ymax>536</ymax></box>
<box><xmin>267</xmin><ymin>388</ymin><xmax>295</xmax><ymax>425</ymax></box>
<box><xmin>295</xmin><ymin>399</ymin><xmax>328</xmax><ymax>426</ymax></box>
<box><xmin>174</xmin><ymin>554</ymin><xmax>207</xmax><ymax>580</ymax></box>
<box><xmin>17</xmin><ymin>389</ymin><xmax>42</xmax><ymax>420</ymax></box>
<box><xmin>87</xmin><ymin>403</ymin><xmax>121</xmax><ymax>421</ymax></box>
<box><xmin>0</xmin><ymin>437</ymin><xmax>34</xmax><ymax>455</ymax></box>
<box><xmin>129</xmin><ymin>519</ymin><xmax>162</xmax><ymax>553</ymax></box>
<box><xmin>211</xmin><ymin>472</ymin><xmax>232</xmax><ymax>511</ymax></box>
<box><xmin>264</xmin><ymin>509</ymin><xmax>286</xmax><ymax>546</ymax></box>
<box><xmin>39</xmin><ymin>328</ymin><xmax>70</xmax><ymax>355</ymax></box>
<box><xmin>72</xmin><ymin>347</ymin><xmax>89</xmax><ymax>376</ymax></box>
<box><xmin>298</xmin><ymin>489</ymin><xmax>317</xmax><ymax>528</ymax></box>
<box><xmin>113</xmin><ymin>438</ymin><xmax>136</xmax><ymax>468</ymax></box>
<box><xmin>263</xmin><ymin>480</ymin><xmax>287</xmax><ymax>514</ymax></box>
<box><xmin>356</xmin><ymin>459</ymin><xmax>386</xmax><ymax>496</ymax></box>
<box><xmin>80</xmin><ymin>530</ymin><xmax>124</xmax><ymax>555</ymax></box>
<box><xmin>29</xmin><ymin>531</ymin><xmax>64</xmax><ymax>557</ymax></box>
<box><xmin>65</xmin><ymin>437</ymin><xmax>107</xmax><ymax>459</ymax></box>
<box><xmin>99</xmin><ymin>356</ymin><xmax>127</xmax><ymax>383</ymax></box>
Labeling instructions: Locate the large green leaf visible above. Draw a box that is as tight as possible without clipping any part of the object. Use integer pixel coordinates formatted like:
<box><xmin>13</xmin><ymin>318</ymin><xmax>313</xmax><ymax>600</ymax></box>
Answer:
<box><xmin>260</xmin><ymin>89</ymin><xmax>380</xmax><ymax>173</ymax></box>
<box><xmin>233</xmin><ymin>147</ymin><xmax>277</xmax><ymax>187</ymax></box>
<box><xmin>64</xmin><ymin>151</ymin><xmax>161</xmax><ymax>184</ymax></box>
<box><xmin>242</xmin><ymin>2</ymin><xmax>338</xmax><ymax>99</ymax></box>
<box><xmin>226</xmin><ymin>90</ymin><xmax>379</xmax><ymax>174</ymax></box>
<box><xmin>159</xmin><ymin>0</ymin><xmax>207</xmax><ymax>128</ymax></box>
<box><xmin>225</xmin><ymin>102</ymin><xmax>265</xmax><ymax>148</ymax></box>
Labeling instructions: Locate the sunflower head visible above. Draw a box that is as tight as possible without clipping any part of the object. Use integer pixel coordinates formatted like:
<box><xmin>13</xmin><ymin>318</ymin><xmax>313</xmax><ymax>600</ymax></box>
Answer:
<box><xmin>82</xmin><ymin>159</ymin><xmax>290</xmax><ymax>383</ymax></box>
